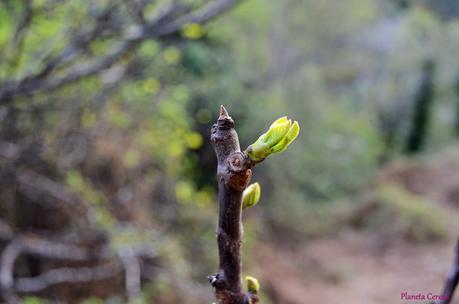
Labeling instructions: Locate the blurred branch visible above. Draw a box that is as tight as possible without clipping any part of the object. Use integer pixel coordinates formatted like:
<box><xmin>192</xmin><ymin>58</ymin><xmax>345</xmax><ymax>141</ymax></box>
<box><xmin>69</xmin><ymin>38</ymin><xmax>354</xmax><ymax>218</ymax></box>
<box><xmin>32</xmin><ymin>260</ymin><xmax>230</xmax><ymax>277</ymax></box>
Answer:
<box><xmin>15</xmin><ymin>262</ymin><xmax>120</xmax><ymax>293</ymax></box>
<box><xmin>0</xmin><ymin>242</ymin><xmax>21</xmax><ymax>301</ymax></box>
<box><xmin>0</xmin><ymin>226</ymin><xmax>106</xmax><ymax>261</ymax></box>
<box><xmin>16</xmin><ymin>169</ymin><xmax>87</xmax><ymax>216</ymax></box>
<box><xmin>5</xmin><ymin>0</ymin><xmax>33</xmax><ymax>79</ymax></box>
<box><xmin>0</xmin><ymin>220</ymin><xmax>14</xmax><ymax>240</ymax></box>
<box><xmin>0</xmin><ymin>0</ymin><xmax>242</xmax><ymax>102</ymax></box>
<box><xmin>20</xmin><ymin>4</ymin><xmax>117</xmax><ymax>85</ymax></box>
<box><xmin>120</xmin><ymin>247</ymin><xmax>141</xmax><ymax>301</ymax></box>
<box><xmin>152</xmin><ymin>0</ymin><xmax>241</xmax><ymax>36</ymax></box>
<box><xmin>0</xmin><ymin>223</ymin><xmax>160</xmax><ymax>297</ymax></box>
<box><xmin>123</xmin><ymin>0</ymin><xmax>147</xmax><ymax>26</ymax></box>
<box><xmin>436</xmin><ymin>238</ymin><xmax>459</xmax><ymax>304</ymax></box>
<box><xmin>0</xmin><ymin>141</ymin><xmax>21</xmax><ymax>160</ymax></box>
<box><xmin>15</xmin><ymin>235</ymin><xmax>97</xmax><ymax>261</ymax></box>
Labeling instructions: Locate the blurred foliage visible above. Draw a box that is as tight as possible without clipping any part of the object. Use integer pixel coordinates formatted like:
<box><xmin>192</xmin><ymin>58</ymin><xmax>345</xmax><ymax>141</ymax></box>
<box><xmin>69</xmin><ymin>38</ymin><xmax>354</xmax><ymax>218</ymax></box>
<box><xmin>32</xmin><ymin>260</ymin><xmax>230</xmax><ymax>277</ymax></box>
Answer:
<box><xmin>350</xmin><ymin>185</ymin><xmax>448</xmax><ymax>242</ymax></box>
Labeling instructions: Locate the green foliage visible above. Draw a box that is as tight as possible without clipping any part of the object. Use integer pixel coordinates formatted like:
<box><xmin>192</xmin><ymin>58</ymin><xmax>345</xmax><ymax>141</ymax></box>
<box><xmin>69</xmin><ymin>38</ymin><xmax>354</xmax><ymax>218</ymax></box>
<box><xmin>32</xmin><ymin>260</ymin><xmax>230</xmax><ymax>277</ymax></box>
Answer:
<box><xmin>21</xmin><ymin>297</ymin><xmax>49</xmax><ymax>304</ymax></box>
<box><xmin>182</xmin><ymin>23</ymin><xmax>205</xmax><ymax>40</ymax></box>
<box><xmin>80</xmin><ymin>298</ymin><xmax>105</xmax><ymax>304</ymax></box>
<box><xmin>351</xmin><ymin>185</ymin><xmax>448</xmax><ymax>242</ymax></box>
<box><xmin>66</xmin><ymin>170</ymin><xmax>115</xmax><ymax>230</ymax></box>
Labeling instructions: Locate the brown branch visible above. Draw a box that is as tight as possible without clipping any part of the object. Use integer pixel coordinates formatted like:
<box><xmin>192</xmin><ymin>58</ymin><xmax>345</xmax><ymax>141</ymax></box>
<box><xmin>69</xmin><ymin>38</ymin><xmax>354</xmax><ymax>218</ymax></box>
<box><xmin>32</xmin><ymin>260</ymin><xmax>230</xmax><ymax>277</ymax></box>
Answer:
<box><xmin>20</xmin><ymin>4</ymin><xmax>117</xmax><ymax>84</ymax></box>
<box><xmin>119</xmin><ymin>247</ymin><xmax>141</xmax><ymax>301</ymax></box>
<box><xmin>0</xmin><ymin>242</ymin><xmax>21</xmax><ymax>301</ymax></box>
<box><xmin>0</xmin><ymin>222</ymin><xmax>158</xmax><ymax>296</ymax></box>
<box><xmin>15</xmin><ymin>262</ymin><xmax>120</xmax><ymax>293</ymax></box>
<box><xmin>208</xmin><ymin>106</ymin><xmax>256</xmax><ymax>304</ymax></box>
<box><xmin>0</xmin><ymin>141</ymin><xmax>21</xmax><ymax>160</ymax></box>
<box><xmin>0</xmin><ymin>220</ymin><xmax>14</xmax><ymax>240</ymax></box>
<box><xmin>2</xmin><ymin>0</ymin><xmax>33</xmax><ymax>80</ymax></box>
<box><xmin>0</xmin><ymin>228</ymin><xmax>108</xmax><ymax>261</ymax></box>
<box><xmin>16</xmin><ymin>235</ymin><xmax>98</xmax><ymax>261</ymax></box>
<box><xmin>16</xmin><ymin>169</ymin><xmax>87</xmax><ymax>216</ymax></box>
<box><xmin>0</xmin><ymin>39</ymin><xmax>140</xmax><ymax>101</ymax></box>
<box><xmin>436</xmin><ymin>238</ymin><xmax>459</xmax><ymax>304</ymax></box>
<box><xmin>11</xmin><ymin>0</ymin><xmax>33</xmax><ymax>47</ymax></box>
<box><xmin>122</xmin><ymin>0</ymin><xmax>147</xmax><ymax>26</ymax></box>
<box><xmin>153</xmin><ymin>0</ymin><xmax>242</xmax><ymax>36</ymax></box>
<box><xmin>0</xmin><ymin>0</ymin><xmax>241</xmax><ymax>102</ymax></box>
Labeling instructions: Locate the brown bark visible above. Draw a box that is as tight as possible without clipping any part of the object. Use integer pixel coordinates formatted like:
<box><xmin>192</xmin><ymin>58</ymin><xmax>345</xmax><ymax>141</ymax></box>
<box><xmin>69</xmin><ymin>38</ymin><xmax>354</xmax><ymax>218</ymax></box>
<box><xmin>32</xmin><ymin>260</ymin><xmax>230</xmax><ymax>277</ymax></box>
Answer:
<box><xmin>208</xmin><ymin>106</ymin><xmax>258</xmax><ymax>304</ymax></box>
<box><xmin>436</xmin><ymin>238</ymin><xmax>459</xmax><ymax>304</ymax></box>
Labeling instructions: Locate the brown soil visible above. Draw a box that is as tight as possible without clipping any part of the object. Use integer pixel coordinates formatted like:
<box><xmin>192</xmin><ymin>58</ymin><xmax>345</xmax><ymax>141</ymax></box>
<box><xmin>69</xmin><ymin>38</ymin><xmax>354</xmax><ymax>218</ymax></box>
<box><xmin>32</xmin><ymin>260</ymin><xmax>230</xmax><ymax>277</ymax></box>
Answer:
<box><xmin>254</xmin><ymin>233</ymin><xmax>457</xmax><ymax>304</ymax></box>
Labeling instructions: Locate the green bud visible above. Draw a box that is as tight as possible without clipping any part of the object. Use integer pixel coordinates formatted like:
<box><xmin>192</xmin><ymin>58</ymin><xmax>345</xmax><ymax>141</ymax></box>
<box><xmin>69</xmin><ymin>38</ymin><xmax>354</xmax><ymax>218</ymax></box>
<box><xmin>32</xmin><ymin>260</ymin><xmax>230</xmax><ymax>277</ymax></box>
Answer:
<box><xmin>263</xmin><ymin>117</ymin><xmax>291</xmax><ymax>146</ymax></box>
<box><xmin>247</xmin><ymin>117</ymin><xmax>300</xmax><ymax>162</ymax></box>
<box><xmin>245</xmin><ymin>276</ymin><xmax>260</xmax><ymax>293</ymax></box>
<box><xmin>242</xmin><ymin>182</ymin><xmax>261</xmax><ymax>210</ymax></box>
<box><xmin>270</xmin><ymin>121</ymin><xmax>300</xmax><ymax>153</ymax></box>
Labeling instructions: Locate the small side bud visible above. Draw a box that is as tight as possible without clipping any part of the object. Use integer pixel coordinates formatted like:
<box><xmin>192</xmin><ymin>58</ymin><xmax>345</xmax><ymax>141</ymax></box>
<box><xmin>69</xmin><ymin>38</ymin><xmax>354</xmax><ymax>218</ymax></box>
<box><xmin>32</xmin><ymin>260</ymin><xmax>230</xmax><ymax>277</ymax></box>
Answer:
<box><xmin>242</xmin><ymin>182</ymin><xmax>261</xmax><ymax>210</ymax></box>
<box><xmin>245</xmin><ymin>276</ymin><xmax>260</xmax><ymax>294</ymax></box>
<box><xmin>247</xmin><ymin>117</ymin><xmax>300</xmax><ymax>163</ymax></box>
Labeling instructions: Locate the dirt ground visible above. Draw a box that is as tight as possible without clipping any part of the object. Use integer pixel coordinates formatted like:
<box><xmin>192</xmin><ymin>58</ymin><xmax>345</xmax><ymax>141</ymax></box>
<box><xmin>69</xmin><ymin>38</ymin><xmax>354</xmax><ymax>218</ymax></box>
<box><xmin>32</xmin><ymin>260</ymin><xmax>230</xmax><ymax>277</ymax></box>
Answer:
<box><xmin>254</xmin><ymin>151</ymin><xmax>459</xmax><ymax>304</ymax></box>
<box><xmin>255</xmin><ymin>232</ymin><xmax>458</xmax><ymax>304</ymax></box>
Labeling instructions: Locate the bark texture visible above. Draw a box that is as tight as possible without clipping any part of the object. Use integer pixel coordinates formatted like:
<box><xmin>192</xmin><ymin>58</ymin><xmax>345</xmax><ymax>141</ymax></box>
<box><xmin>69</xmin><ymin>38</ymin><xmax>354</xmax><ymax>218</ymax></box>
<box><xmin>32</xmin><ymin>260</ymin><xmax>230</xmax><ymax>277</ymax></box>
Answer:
<box><xmin>436</xmin><ymin>238</ymin><xmax>459</xmax><ymax>304</ymax></box>
<box><xmin>208</xmin><ymin>106</ymin><xmax>259</xmax><ymax>304</ymax></box>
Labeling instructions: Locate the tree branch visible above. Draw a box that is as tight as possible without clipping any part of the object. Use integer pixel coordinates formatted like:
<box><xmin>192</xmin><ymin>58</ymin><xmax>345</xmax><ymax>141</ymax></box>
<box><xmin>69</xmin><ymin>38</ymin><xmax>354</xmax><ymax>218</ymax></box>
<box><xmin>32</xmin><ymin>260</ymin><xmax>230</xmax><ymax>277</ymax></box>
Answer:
<box><xmin>122</xmin><ymin>0</ymin><xmax>147</xmax><ymax>26</ymax></box>
<box><xmin>15</xmin><ymin>262</ymin><xmax>119</xmax><ymax>293</ymax></box>
<box><xmin>119</xmin><ymin>247</ymin><xmax>141</xmax><ymax>301</ymax></box>
<box><xmin>153</xmin><ymin>0</ymin><xmax>241</xmax><ymax>36</ymax></box>
<box><xmin>0</xmin><ymin>242</ymin><xmax>21</xmax><ymax>301</ymax></box>
<box><xmin>4</xmin><ymin>0</ymin><xmax>33</xmax><ymax>79</ymax></box>
<box><xmin>16</xmin><ymin>169</ymin><xmax>87</xmax><ymax>216</ymax></box>
<box><xmin>0</xmin><ymin>229</ymin><xmax>108</xmax><ymax>262</ymax></box>
<box><xmin>0</xmin><ymin>220</ymin><xmax>14</xmax><ymax>240</ymax></box>
<box><xmin>15</xmin><ymin>235</ymin><xmax>97</xmax><ymax>261</ymax></box>
<box><xmin>436</xmin><ymin>238</ymin><xmax>459</xmax><ymax>304</ymax></box>
<box><xmin>20</xmin><ymin>4</ymin><xmax>117</xmax><ymax>84</ymax></box>
<box><xmin>208</xmin><ymin>106</ymin><xmax>256</xmax><ymax>304</ymax></box>
<box><xmin>0</xmin><ymin>0</ymin><xmax>241</xmax><ymax>102</ymax></box>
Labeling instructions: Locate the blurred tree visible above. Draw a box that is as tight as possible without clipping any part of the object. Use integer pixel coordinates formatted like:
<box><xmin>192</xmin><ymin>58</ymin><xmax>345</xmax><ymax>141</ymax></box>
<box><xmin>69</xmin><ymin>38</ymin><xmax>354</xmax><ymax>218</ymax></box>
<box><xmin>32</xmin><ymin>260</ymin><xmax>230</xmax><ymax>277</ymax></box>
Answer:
<box><xmin>405</xmin><ymin>60</ymin><xmax>435</xmax><ymax>154</ymax></box>
<box><xmin>0</xmin><ymin>0</ymin><xmax>240</xmax><ymax>101</ymax></box>
<box><xmin>0</xmin><ymin>0</ymin><xmax>242</xmax><ymax>303</ymax></box>
<box><xmin>455</xmin><ymin>75</ymin><xmax>459</xmax><ymax>138</ymax></box>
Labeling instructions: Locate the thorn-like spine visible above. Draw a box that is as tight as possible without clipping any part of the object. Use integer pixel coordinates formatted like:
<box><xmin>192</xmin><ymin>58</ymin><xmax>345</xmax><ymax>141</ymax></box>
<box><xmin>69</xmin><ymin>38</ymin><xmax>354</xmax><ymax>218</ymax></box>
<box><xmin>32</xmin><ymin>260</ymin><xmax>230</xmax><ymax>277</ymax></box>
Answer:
<box><xmin>219</xmin><ymin>105</ymin><xmax>230</xmax><ymax>120</ymax></box>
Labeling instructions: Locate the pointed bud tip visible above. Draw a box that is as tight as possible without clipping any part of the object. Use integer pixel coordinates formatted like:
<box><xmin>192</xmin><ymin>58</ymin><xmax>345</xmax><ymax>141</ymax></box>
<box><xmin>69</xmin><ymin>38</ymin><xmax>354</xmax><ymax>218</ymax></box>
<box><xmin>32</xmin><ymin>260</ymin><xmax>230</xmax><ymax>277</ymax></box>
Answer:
<box><xmin>219</xmin><ymin>105</ymin><xmax>230</xmax><ymax>120</ymax></box>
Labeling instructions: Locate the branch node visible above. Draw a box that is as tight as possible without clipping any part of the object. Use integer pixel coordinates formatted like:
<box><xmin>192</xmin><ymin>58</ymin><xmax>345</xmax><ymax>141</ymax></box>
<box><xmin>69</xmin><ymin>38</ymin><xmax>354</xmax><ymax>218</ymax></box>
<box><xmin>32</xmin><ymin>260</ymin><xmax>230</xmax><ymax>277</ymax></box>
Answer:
<box><xmin>208</xmin><ymin>273</ymin><xmax>226</xmax><ymax>289</ymax></box>
<box><xmin>227</xmin><ymin>152</ymin><xmax>250</xmax><ymax>173</ymax></box>
<box><xmin>227</xmin><ymin>169</ymin><xmax>252</xmax><ymax>192</ymax></box>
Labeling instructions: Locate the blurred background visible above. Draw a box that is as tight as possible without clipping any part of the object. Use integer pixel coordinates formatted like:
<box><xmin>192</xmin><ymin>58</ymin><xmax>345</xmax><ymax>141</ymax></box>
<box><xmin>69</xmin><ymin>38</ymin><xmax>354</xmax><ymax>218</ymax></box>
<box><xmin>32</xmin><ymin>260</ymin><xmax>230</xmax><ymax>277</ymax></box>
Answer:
<box><xmin>1</xmin><ymin>0</ymin><xmax>459</xmax><ymax>303</ymax></box>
